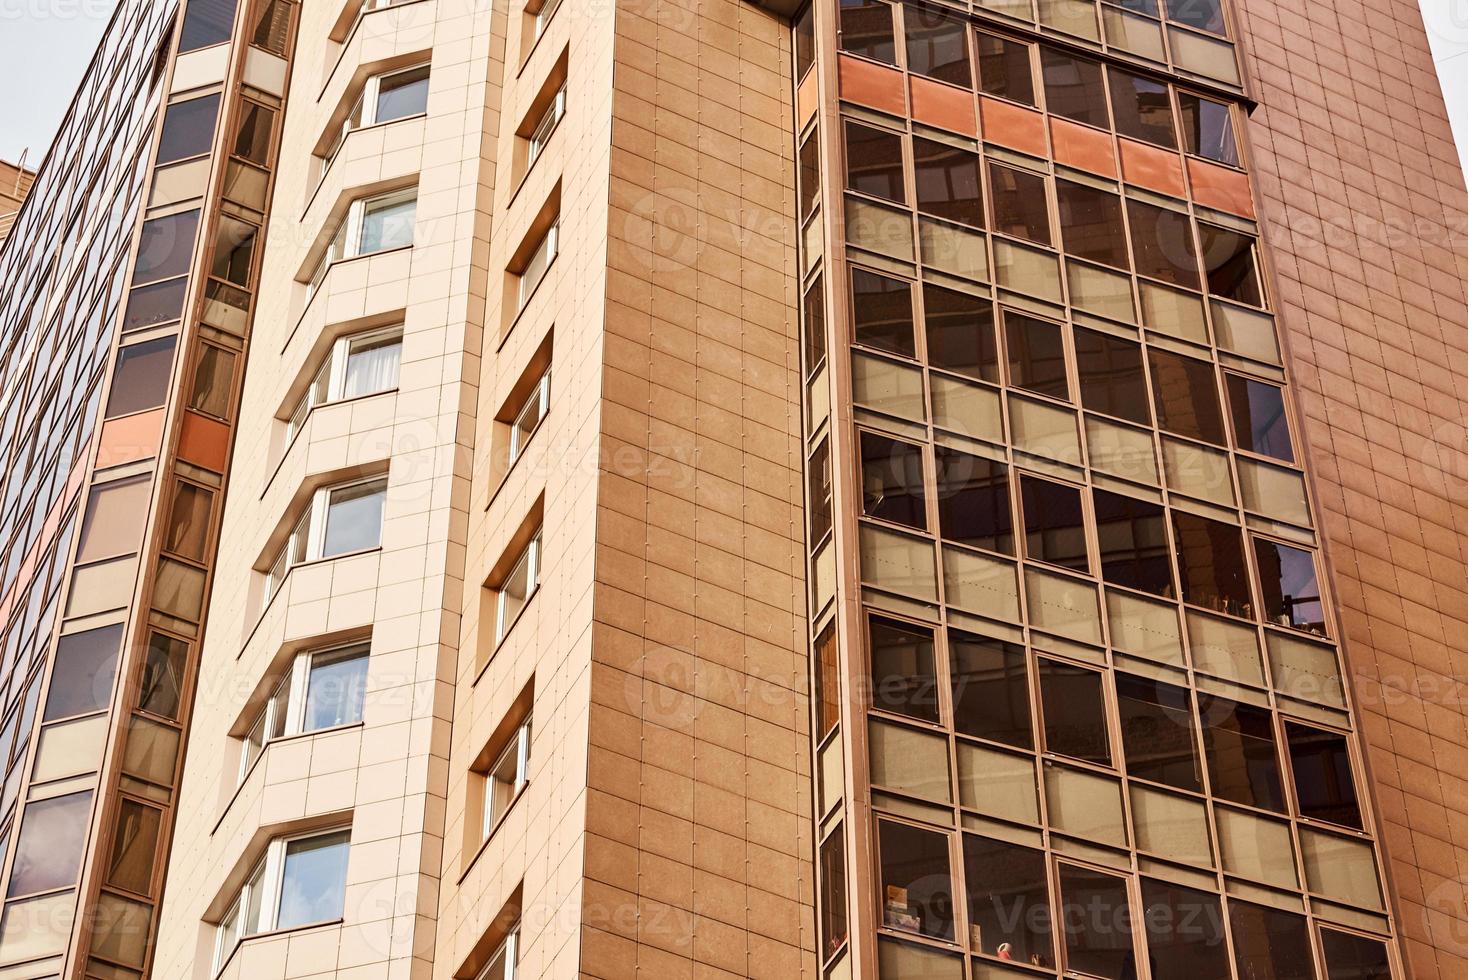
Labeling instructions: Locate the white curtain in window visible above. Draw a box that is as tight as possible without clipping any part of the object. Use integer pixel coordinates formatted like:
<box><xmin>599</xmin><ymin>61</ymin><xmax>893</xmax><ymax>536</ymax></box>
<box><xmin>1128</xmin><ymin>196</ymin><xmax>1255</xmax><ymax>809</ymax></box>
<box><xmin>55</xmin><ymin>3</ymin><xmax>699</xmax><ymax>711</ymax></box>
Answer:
<box><xmin>343</xmin><ymin>337</ymin><xmax>401</xmax><ymax>399</ymax></box>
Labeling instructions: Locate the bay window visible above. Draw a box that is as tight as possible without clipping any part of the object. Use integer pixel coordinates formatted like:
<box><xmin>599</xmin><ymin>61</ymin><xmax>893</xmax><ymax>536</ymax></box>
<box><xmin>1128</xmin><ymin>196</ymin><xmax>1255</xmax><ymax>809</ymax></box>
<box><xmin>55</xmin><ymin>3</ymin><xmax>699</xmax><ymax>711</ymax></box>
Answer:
<box><xmin>325</xmin><ymin>64</ymin><xmax>430</xmax><ymax>169</ymax></box>
<box><xmin>286</xmin><ymin>326</ymin><xmax>403</xmax><ymax>439</ymax></box>
<box><xmin>308</xmin><ymin>188</ymin><xmax>417</xmax><ymax>295</ymax></box>
<box><xmin>240</xmin><ymin>643</ymin><xmax>370</xmax><ymax>780</ymax></box>
<box><xmin>494</xmin><ymin>529</ymin><xmax>541</xmax><ymax>644</ymax></box>
<box><xmin>483</xmin><ymin>716</ymin><xmax>532</xmax><ymax>838</ymax></box>
<box><xmin>264</xmin><ymin>477</ymin><xmax>387</xmax><ymax>601</ymax></box>
<box><xmin>214</xmin><ymin>829</ymin><xmax>351</xmax><ymax>971</ymax></box>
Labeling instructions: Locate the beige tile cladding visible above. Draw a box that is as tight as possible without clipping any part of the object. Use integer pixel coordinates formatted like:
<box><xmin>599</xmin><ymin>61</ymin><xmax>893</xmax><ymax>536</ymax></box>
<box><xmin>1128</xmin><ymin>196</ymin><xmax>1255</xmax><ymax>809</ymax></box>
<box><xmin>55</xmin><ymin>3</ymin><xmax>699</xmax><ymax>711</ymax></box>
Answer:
<box><xmin>579</xmin><ymin>0</ymin><xmax>816</xmax><ymax>976</ymax></box>
<box><xmin>152</xmin><ymin>0</ymin><xmax>497</xmax><ymax>977</ymax></box>
<box><xmin>1240</xmin><ymin>0</ymin><xmax>1468</xmax><ymax>975</ymax></box>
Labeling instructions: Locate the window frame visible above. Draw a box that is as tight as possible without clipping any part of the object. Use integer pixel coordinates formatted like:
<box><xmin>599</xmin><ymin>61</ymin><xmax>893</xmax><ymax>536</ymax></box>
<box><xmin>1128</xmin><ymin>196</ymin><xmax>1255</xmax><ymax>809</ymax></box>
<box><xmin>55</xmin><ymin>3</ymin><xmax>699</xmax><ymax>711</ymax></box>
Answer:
<box><xmin>264</xmin><ymin>476</ymin><xmax>389</xmax><ymax>601</ymax></box>
<box><xmin>286</xmin><ymin>325</ymin><xmax>405</xmax><ymax>441</ymax></box>
<box><xmin>308</xmin><ymin>187</ymin><xmax>418</xmax><ymax>296</ymax></box>
<box><xmin>474</xmin><ymin>921</ymin><xmax>521</xmax><ymax>980</ymax></box>
<box><xmin>494</xmin><ymin>528</ymin><xmax>542</xmax><ymax>645</ymax></box>
<box><xmin>525</xmin><ymin>82</ymin><xmax>567</xmax><ymax>171</ymax></box>
<box><xmin>238</xmin><ymin>641</ymin><xmax>371</xmax><ymax>783</ymax></box>
<box><xmin>529</xmin><ymin>0</ymin><xmax>564</xmax><ymax>47</ymax></box>
<box><xmin>212</xmin><ymin>827</ymin><xmax>352</xmax><ymax>973</ymax></box>
<box><xmin>324</xmin><ymin>62</ymin><xmax>431</xmax><ymax>172</ymax></box>
<box><xmin>507</xmin><ymin>367</ymin><xmax>551</xmax><ymax>466</ymax></box>
<box><xmin>482</xmin><ymin>716</ymin><xmax>532</xmax><ymax>839</ymax></box>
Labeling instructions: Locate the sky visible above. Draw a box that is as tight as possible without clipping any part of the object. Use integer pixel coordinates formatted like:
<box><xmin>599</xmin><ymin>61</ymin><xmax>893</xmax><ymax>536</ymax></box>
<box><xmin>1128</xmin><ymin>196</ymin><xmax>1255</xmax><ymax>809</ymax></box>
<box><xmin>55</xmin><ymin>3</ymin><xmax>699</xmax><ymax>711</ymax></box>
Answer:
<box><xmin>0</xmin><ymin>0</ymin><xmax>1466</xmax><ymax>172</ymax></box>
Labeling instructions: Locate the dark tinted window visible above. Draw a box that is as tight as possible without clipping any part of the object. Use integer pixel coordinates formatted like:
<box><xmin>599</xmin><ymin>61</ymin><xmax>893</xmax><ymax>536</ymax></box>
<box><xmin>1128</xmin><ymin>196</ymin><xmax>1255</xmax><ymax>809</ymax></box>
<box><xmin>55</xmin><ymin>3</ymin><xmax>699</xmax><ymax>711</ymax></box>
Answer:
<box><xmin>1226</xmin><ymin>374</ymin><xmax>1294</xmax><ymax>462</ymax></box>
<box><xmin>869</xmin><ymin>616</ymin><xmax>939</xmax><ymax>722</ymax></box>
<box><xmin>1005</xmin><ymin>312</ymin><xmax>1069</xmax><ymax>399</ymax></box>
<box><xmin>949</xmin><ymin>630</ymin><xmax>1031</xmax><ymax>748</ymax></box>
<box><xmin>1320</xmin><ymin>929</ymin><xmax>1391</xmax><ymax>980</ymax></box>
<box><xmin>179</xmin><ymin>0</ymin><xmax>238</xmax><ymax>51</ymax></box>
<box><xmin>1109</xmin><ymin>67</ymin><xmax>1176</xmax><ymax>148</ymax></box>
<box><xmin>1168</xmin><ymin>0</ymin><xmax>1227</xmax><ymax>36</ymax></box>
<box><xmin>851</xmin><ymin>268</ymin><xmax>914</xmax><ymax>356</ymax></box>
<box><xmin>1254</xmin><ymin>539</ymin><xmax>1326</xmax><ymax>635</ymax></box>
<box><xmin>795</xmin><ymin>3</ymin><xmax>816</xmax><ymax>78</ymax></box>
<box><xmin>809</xmin><ymin>438</ymin><xmax>831</xmax><ymax>541</ymax></box>
<box><xmin>1286</xmin><ymin>722</ymin><xmax>1362</xmax><ymax>829</ymax></box>
<box><xmin>132</xmin><ymin>210</ymin><xmax>201</xmax><ymax>285</ymax></box>
<box><xmin>1140</xmin><ymin>880</ymin><xmax>1229</xmax><ymax>980</ymax></box>
<box><xmin>988</xmin><ymin>163</ymin><xmax>1050</xmax><ymax>245</ymax></box>
<box><xmin>1173</xmin><ymin>512</ymin><xmax>1252</xmax><ymax>618</ymax></box>
<box><xmin>913</xmin><ymin>137</ymin><xmax>983</xmax><ymax>227</ymax></box>
<box><xmin>1128</xmin><ymin>200</ymin><xmax>1200</xmax><ymax>288</ymax></box>
<box><xmin>1041</xmin><ymin>48</ymin><xmax>1108</xmax><ymax>127</ymax></box>
<box><xmin>935</xmin><ymin>448</ymin><xmax>1012</xmax><ymax>554</ymax></box>
<box><xmin>1117</xmin><ymin>674</ymin><xmax>1199</xmax><ymax>790</ymax></box>
<box><xmin>1148</xmin><ymin>349</ymin><xmax>1226</xmax><ymax>444</ymax></box>
<box><xmin>878</xmin><ymin>820</ymin><xmax>955</xmax><ymax>941</ymax></box>
<box><xmin>1199</xmin><ymin>224</ymin><xmax>1263</xmax><ymax>306</ymax></box>
<box><xmin>122</xmin><ymin>277</ymin><xmax>189</xmax><ymax>333</ymax></box>
<box><xmin>1039</xmin><ymin>660</ymin><xmax>1110</xmax><ymax>765</ymax></box>
<box><xmin>923</xmin><ymin>284</ymin><xmax>998</xmax><ymax>382</ymax></box>
<box><xmin>1199</xmin><ymin>696</ymin><xmax>1285</xmax><ymax>812</ymax></box>
<box><xmin>845</xmin><ymin>121</ymin><xmax>905</xmax><ymax>203</ymax></box>
<box><xmin>232</xmin><ymin>101</ymin><xmax>276</xmax><ymax>165</ymax></box>
<box><xmin>1179</xmin><ymin>92</ymin><xmax>1238</xmax><ymax>165</ymax></box>
<box><xmin>1228</xmin><ymin>903</ymin><xmax>1314</xmax><ymax>980</ymax></box>
<box><xmin>905</xmin><ymin>8</ymin><xmax>970</xmax><ymax>85</ymax></box>
<box><xmin>44</xmin><ymin>624</ymin><xmax>123</xmax><ymax>721</ymax></box>
<box><xmin>1057</xmin><ymin>180</ymin><xmax>1127</xmax><ymax>268</ymax></box>
<box><xmin>860</xmin><ymin>431</ymin><xmax>927</xmax><ymax>529</ymax></box>
<box><xmin>139</xmin><ymin>633</ymin><xmax>188</xmax><ymax>720</ymax></box>
<box><xmin>819</xmin><ymin>829</ymin><xmax>847</xmax><ymax>957</ymax></box>
<box><xmin>964</xmin><ymin>836</ymin><xmax>1054</xmax><ymax>966</ymax></box>
<box><xmin>1074</xmin><ymin>327</ymin><xmax>1149</xmax><ymax>424</ymax></box>
<box><xmin>1093</xmin><ymin>489</ymin><xmax>1173</xmax><ymax>597</ymax></box>
<box><xmin>977</xmin><ymin>32</ymin><xmax>1034</xmax><ymax>105</ymax></box>
<box><xmin>804</xmin><ymin>274</ymin><xmax>826</xmax><ymax>376</ymax></box>
<box><xmin>157</xmin><ymin>94</ymin><xmax>221</xmax><ymax>164</ymax></box>
<box><xmin>1058</xmin><ymin>866</ymin><xmax>1136</xmax><ymax>979</ymax></box>
<box><xmin>799</xmin><ymin>134</ymin><xmax>820</xmax><ymax>222</ymax></box>
<box><xmin>1021</xmin><ymin>476</ymin><xmax>1088</xmax><ymax>571</ymax></box>
<box><xmin>105</xmin><ymin>336</ymin><xmax>178</xmax><ymax>418</ymax></box>
<box><xmin>840</xmin><ymin>0</ymin><xmax>897</xmax><ymax>64</ymax></box>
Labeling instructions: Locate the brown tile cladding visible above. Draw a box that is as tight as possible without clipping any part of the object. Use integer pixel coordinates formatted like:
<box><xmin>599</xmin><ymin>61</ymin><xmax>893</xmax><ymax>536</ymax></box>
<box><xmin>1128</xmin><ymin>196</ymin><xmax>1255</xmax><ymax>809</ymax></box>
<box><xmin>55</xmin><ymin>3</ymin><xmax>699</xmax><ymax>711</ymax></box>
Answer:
<box><xmin>1241</xmin><ymin>0</ymin><xmax>1468</xmax><ymax>973</ymax></box>
<box><xmin>588</xmin><ymin>0</ymin><xmax>816</xmax><ymax>975</ymax></box>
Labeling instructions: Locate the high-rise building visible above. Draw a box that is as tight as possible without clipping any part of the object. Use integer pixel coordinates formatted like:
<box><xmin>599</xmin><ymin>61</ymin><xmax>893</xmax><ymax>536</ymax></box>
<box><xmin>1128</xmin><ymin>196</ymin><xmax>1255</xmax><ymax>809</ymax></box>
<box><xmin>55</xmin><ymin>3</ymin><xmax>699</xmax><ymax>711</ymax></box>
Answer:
<box><xmin>0</xmin><ymin>159</ymin><xmax>35</xmax><ymax>245</ymax></box>
<box><xmin>0</xmin><ymin>0</ymin><xmax>1465</xmax><ymax>977</ymax></box>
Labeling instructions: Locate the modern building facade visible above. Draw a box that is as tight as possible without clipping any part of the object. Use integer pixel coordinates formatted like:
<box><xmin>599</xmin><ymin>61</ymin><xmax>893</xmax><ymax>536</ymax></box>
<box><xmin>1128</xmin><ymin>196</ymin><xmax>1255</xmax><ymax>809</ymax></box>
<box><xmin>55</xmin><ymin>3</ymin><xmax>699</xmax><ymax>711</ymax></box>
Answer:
<box><xmin>0</xmin><ymin>159</ymin><xmax>35</xmax><ymax>245</ymax></box>
<box><xmin>0</xmin><ymin>0</ymin><xmax>1464</xmax><ymax>979</ymax></box>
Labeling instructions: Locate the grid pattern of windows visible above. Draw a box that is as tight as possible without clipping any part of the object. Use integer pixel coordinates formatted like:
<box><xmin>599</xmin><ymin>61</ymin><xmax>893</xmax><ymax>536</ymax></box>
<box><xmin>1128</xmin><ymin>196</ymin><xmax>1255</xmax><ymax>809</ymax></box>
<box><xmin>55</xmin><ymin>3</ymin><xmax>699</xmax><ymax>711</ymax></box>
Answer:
<box><xmin>798</xmin><ymin>1</ymin><xmax>1398</xmax><ymax>978</ymax></box>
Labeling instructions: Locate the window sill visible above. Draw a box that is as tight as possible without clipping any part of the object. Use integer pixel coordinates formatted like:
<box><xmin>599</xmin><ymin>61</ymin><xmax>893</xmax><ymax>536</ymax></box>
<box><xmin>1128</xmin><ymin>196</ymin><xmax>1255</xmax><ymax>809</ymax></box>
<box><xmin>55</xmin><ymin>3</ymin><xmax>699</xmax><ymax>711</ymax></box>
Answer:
<box><xmin>266</xmin><ymin>387</ymin><xmax>400</xmax><ymax>498</ymax></box>
<box><xmin>457</xmin><ymin>781</ymin><xmax>530</xmax><ymax>883</ymax></box>
<box><xmin>288</xmin><ymin>245</ymin><xmax>414</xmax><ymax>351</ymax></box>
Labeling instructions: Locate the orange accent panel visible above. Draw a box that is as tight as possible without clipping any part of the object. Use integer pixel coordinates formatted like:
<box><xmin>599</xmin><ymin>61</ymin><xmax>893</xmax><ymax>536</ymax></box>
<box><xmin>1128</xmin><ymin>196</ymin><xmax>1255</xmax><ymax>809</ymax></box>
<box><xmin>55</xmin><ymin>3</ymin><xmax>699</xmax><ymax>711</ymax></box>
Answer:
<box><xmin>979</xmin><ymin>97</ymin><xmax>1048</xmax><ymax>158</ymax></box>
<box><xmin>797</xmin><ymin>71</ymin><xmax>818</xmax><ymax>131</ymax></box>
<box><xmin>837</xmin><ymin>55</ymin><xmax>906</xmax><ymax>116</ymax></box>
<box><xmin>1050</xmin><ymin>118</ymin><xmax>1118</xmax><ymax>179</ymax></box>
<box><xmin>1187</xmin><ymin>157</ymin><xmax>1255</xmax><ymax>218</ymax></box>
<box><xmin>178</xmin><ymin>411</ymin><xmax>231</xmax><ymax>473</ymax></box>
<box><xmin>1119</xmin><ymin>138</ymin><xmax>1186</xmax><ymax>197</ymax></box>
<box><xmin>909</xmin><ymin>76</ymin><xmax>976</xmax><ymax>136</ymax></box>
<box><xmin>97</xmin><ymin>408</ymin><xmax>166</xmax><ymax>469</ymax></box>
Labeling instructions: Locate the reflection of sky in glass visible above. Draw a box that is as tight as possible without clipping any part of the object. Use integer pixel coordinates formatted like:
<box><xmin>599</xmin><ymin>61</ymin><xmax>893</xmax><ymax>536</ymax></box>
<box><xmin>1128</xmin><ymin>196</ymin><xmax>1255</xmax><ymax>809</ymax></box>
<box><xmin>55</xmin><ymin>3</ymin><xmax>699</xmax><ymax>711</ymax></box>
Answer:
<box><xmin>304</xmin><ymin>654</ymin><xmax>368</xmax><ymax>731</ymax></box>
<box><xmin>277</xmin><ymin>832</ymin><xmax>350</xmax><ymax>929</ymax></box>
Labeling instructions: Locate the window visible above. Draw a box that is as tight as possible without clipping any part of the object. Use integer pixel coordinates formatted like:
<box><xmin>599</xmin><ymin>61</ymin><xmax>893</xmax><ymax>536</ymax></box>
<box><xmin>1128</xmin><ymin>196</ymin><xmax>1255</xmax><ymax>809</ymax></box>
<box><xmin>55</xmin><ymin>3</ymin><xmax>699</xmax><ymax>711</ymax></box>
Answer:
<box><xmin>1117</xmin><ymin>674</ymin><xmax>1199</xmax><ymax>790</ymax></box>
<box><xmin>190</xmin><ymin>344</ymin><xmax>237</xmax><ymax>419</ymax></box>
<box><xmin>44</xmin><ymin>625</ymin><xmax>122</xmax><ymax>721</ymax></box>
<box><xmin>988</xmin><ymin>163</ymin><xmax>1049</xmax><ymax>245</ymax></box>
<box><xmin>475</xmin><ymin>920</ymin><xmax>520</xmax><ymax>980</ymax></box>
<box><xmin>963</xmin><ymin>836</ymin><xmax>1053</xmax><ymax>964</ymax></box>
<box><xmin>7</xmin><ymin>791</ymin><xmax>93</xmax><ymax>897</ymax></box>
<box><xmin>840</xmin><ymin>0</ymin><xmax>896</xmax><ymax>64</ymax></box>
<box><xmin>240</xmin><ymin>644</ymin><xmax>369</xmax><ymax>779</ymax></box>
<box><xmin>814</xmin><ymin>621</ymin><xmax>840</xmax><ymax>740</ymax></box>
<box><xmin>265</xmin><ymin>477</ymin><xmax>388</xmax><ymax>598</ymax></box>
<box><xmin>845</xmin><ymin>121</ymin><xmax>905</xmax><ymax>204</ymax></box>
<box><xmin>139</xmin><ymin>632</ymin><xmax>187</xmax><ymax>720</ymax></box>
<box><xmin>1226</xmin><ymin>375</ymin><xmax>1293</xmax><ymax>462</ymax></box>
<box><xmin>164</xmin><ymin>481</ymin><xmax>214</xmax><ymax>561</ymax></box>
<box><xmin>1285</xmin><ymin>722</ymin><xmax>1361</xmax><ymax>829</ymax></box>
<box><xmin>795</xmin><ymin>3</ymin><xmax>815</xmax><ymax>80</ymax></box>
<box><xmin>923</xmin><ymin>283</ymin><xmax>997</xmax><ymax>381</ymax></box>
<box><xmin>1140</xmin><ymin>879</ymin><xmax>1228</xmax><ymax>979</ymax></box>
<box><xmin>1320</xmin><ymin>929</ymin><xmax>1390</xmax><ymax>980</ymax></box>
<box><xmin>1056</xmin><ymin>180</ymin><xmax>1126</xmax><ymax>268</ymax></box>
<box><xmin>860</xmin><ymin>432</ymin><xmax>926</xmax><ymax>530</ymax></box>
<box><xmin>904</xmin><ymin>8</ymin><xmax>969</xmax><ymax>85</ymax></box>
<box><xmin>1109</xmin><ymin>67</ymin><xmax>1176</xmax><ymax>148</ymax></box>
<box><xmin>1057</xmin><ymin>865</ymin><xmax>1135</xmax><ymax>978</ymax></box>
<box><xmin>949</xmin><ymin>629</ymin><xmax>1032</xmax><ymax>748</ymax></box>
<box><xmin>1254</xmin><ymin>539</ymin><xmax>1325</xmax><ymax>634</ymax></box>
<box><xmin>1149</xmin><ymin>349</ymin><xmax>1225</xmax><ymax>445</ymax></box>
<box><xmin>508</xmin><ymin>368</ymin><xmax>550</xmax><ymax>465</ymax></box>
<box><xmin>233</xmin><ymin>101</ymin><xmax>276</xmax><ymax>165</ymax></box>
<box><xmin>516</xmin><ymin>220</ymin><xmax>558</xmax><ymax>311</ymax></box>
<box><xmin>1020</xmin><ymin>476</ymin><xmax>1088</xmax><ymax>571</ymax></box>
<box><xmin>133</xmin><ymin>210</ymin><xmax>201</xmax><ymax>285</ymax></box>
<box><xmin>1179</xmin><ymin>92</ymin><xmax>1238</xmax><ymax>165</ymax></box>
<box><xmin>157</xmin><ymin>94</ymin><xmax>221</xmax><ymax>164</ymax></box>
<box><xmin>310</xmin><ymin>189</ymin><xmax>417</xmax><ymax>292</ymax></box>
<box><xmin>526</xmin><ymin>83</ymin><xmax>567</xmax><ymax>170</ymax></box>
<box><xmin>1172</xmin><ymin>513</ymin><xmax>1251</xmax><ymax>617</ymax></box>
<box><xmin>1198</xmin><ymin>224</ymin><xmax>1262</xmax><ymax>306</ymax></box>
<box><xmin>483</xmin><ymin>716</ymin><xmax>531</xmax><ymax>837</ymax></box>
<box><xmin>1039</xmin><ymin>659</ymin><xmax>1110</xmax><ymax>764</ymax></box>
<box><xmin>1227</xmin><ymin>902</ymin><xmax>1313</xmax><ymax>980</ymax></box>
<box><xmin>1199</xmin><ymin>696</ymin><xmax>1284</xmax><ymax>811</ymax></box>
<box><xmin>106</xmin><ymin>336</ymin><xmax>178</xmax><ymax>418</ymax></box>
<box><xmin>287</xmin><ymin>327</ymin><xmax>403</xmax><ymax>438</ymax></box>
<box><xmin>868</xmin><ymin>616</ymin><xmax>938</xmax><ymax>723</ymax></box>
<box><xmin>912</xmin><ymin>137</ymin><xmax>982</xmax><ymax>227</ymax></box>
<box><xmin>494</xmin><ymin>529</ymin><xmax>542</xmax><ymax>644</ymax></box>
<box><xmin>1005</xmin><ymin>311</ymin><xmax>1068</xmax><ymax>399</ymax></box>
<box><xmin>1041</xmin><ymin>48</ymin><xmax>1108</xmax><ymax>127</ymax></box>
<box><xmin>327</xmin><ymin>65</ymin><xmax>430</xmax><ymax>166</ymax></box>
<box><xmin>250</xmin><ymin>0</ymin><xmax>290</xmax><ymax>54</ymax></box>
<box><xmin>799</xmin><ymin>133</ymin><xmax>821</xmax><ymax>223</ymax></box>
<box><xmin>1167</xmin><ymin>0</ymin><xmax>1226</xmax><ymax>36</ymax></box>
<box><xmin>819</xmin><ymin>829</ymin><xmax>848</xmax><ymax>959</ymax></box>
<box><xmin>530</xmin><ymin>0</ymin><xmax>563</xmax><ymax>45</ymax></box>
<box><xmin>1128</xmin><ymin>200</ymin><xmax>1199</xmax><ymax>288</ymax></box>
<box><xmin>809</xmin><ymin>439</ymin><xmax>833</xmax><ymax>543</ymax></box>
<box><xmin>805</xmin><ymin>274</ymin><xmax>827</xmax><ymax>375</ymax></box>
<box><xmin>851</xmin><ymin>268</ymin><xmax>914</xmax><ymax>356</ymax></box>
<box><xmin>214</xmin><ymin>829</ymin><xmax>351</xmax><ymax>969</ymax></box>
<box><xmin>878</xmin><ymin>820</ymin><xmax>954</xmax><ymax>941</ymax></box>
<box><xmin>1093</xmin><ymin>489</ymin><xmax>1172</xmax><ymax>596</ymax></box>
<box><xmin>935</xmin><ymin>448</ymin><xmax>1012</xmax><ymax>554</ymax></box>
<box><xmin>1074</xmin><ymin>327</ymin><xmax>1148</xmax><ymax>424</ymax></box>
<box><xmin>976</xmin><ymin>31</ymin><xmax>1034</xmax><ymax>105</ymax></box>
<box><xmin>179</xmin><ymin>0</ymin><xmax>238</xmax><ymax>51</ymax></box>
